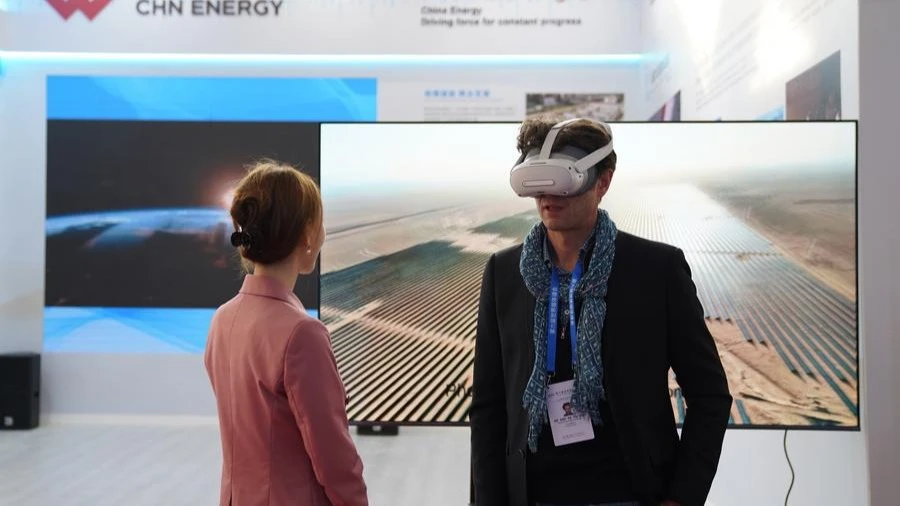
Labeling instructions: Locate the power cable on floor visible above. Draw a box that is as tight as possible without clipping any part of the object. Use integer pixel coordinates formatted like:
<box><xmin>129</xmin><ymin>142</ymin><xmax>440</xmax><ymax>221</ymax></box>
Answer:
<box><xmin>784</xmin><ymin>429</ymin><xmax>795</xmax><ymax>506</ymax></box>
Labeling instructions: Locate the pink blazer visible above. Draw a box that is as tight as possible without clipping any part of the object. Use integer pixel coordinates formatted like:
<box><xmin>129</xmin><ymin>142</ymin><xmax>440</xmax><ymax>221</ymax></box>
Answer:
<box><xmin>204</xmin><ymin>275</ymin><xmax>368</xmax><ymax>506</ymax></box>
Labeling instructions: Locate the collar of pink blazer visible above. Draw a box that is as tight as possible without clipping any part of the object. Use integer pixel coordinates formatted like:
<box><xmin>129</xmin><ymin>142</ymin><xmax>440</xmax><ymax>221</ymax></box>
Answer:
<box><xmin>239</xmin><ymin>274</ymin><xmax>305</xmax><ymax>311</ymax></box>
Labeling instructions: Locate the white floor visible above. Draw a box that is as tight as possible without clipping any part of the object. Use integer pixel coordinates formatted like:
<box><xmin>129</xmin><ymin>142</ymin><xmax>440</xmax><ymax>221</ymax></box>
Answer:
<box><xmin>0</xmin><ymin>419</ymin><xmax>471</xmax><ymax>506</ymax></box>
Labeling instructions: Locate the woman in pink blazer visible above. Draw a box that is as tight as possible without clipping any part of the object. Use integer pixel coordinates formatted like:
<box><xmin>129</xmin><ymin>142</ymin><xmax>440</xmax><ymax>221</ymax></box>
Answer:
<box><xmin>204</xmin><ymin>160</ymin><xmax>368</xmax><ymax>506</ymax></box>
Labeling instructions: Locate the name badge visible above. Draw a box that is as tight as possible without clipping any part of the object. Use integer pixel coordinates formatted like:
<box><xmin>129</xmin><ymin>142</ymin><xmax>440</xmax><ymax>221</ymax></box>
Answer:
<box><xmin>547</xmin><ymin>379</ymin><xmax>595</xmax><ymax>447</ymax></box>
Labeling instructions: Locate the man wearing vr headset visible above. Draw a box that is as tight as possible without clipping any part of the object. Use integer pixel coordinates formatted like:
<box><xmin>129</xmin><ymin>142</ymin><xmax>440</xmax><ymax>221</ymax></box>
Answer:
<box><xmin>470</xmin><ymin>118</ymin><xmax>732</xmax><ymax>506</ymax></box>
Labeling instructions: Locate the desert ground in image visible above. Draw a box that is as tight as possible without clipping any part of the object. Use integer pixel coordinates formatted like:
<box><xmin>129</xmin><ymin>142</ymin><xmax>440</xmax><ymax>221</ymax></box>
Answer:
<box><xmin>674</xmin><ymin>320</ymin><xmax>857</xmax><ymax>427</ymax></box>
<box><xmin>698</xmin><ymin>170</ymin><xmax>856</xmax><ymax>299</ymax></box>
<box><xmin>320</xmin><ymin>179</ymin><xmax>859</xmax><ymax>427</ymax></box>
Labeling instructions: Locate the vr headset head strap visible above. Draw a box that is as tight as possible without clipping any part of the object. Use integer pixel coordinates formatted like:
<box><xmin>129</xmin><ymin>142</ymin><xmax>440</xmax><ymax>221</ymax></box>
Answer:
<box><xmin>538</xmin><ymin>118</ymin><xmax>582</xmax><ymax>159</ymax></box>
<box><xmin>538</xmin><ymin>118</ymin><xmax>614</xmax><ymax>172</ymax></box>
<box><xmin>573</xmin><ymin>141</ymin><xmax>614</xmax><ymax>173</ymax></box>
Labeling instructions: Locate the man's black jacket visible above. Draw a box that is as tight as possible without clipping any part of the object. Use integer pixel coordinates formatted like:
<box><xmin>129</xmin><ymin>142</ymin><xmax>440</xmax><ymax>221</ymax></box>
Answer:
<box><xmin>470</xmin><ymin>231</ymin><xmax>733</xmax><ymax>506</ymax></box>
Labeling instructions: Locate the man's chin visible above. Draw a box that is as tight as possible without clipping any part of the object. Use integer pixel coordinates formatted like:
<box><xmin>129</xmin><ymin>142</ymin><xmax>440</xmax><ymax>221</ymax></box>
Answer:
<box><xmin>541</xmin><ymin>218</ymin><xmax>569</xmax><ymax>232</ymax></box>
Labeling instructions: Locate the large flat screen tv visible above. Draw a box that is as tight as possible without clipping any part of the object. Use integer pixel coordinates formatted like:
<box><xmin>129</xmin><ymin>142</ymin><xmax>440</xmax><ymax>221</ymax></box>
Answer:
<box><xmin>319</xmin><ymin>121</ymin><xmax>859</xmax><ymax>430</ymax></box>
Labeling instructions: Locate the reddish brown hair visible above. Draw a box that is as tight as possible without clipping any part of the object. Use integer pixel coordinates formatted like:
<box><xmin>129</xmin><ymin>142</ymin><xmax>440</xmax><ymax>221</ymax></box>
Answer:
<box><xmin>229</xmin><ymin>159</ymin><xmax>322</xmax><ymax>270</ymax></box>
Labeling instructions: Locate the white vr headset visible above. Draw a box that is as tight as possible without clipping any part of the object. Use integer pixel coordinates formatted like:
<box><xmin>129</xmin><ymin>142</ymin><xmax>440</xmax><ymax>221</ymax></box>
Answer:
<box><xmin>509</xmin><ymin>118</ymin><xmax>615</xmax><ymax>198</ymax></box>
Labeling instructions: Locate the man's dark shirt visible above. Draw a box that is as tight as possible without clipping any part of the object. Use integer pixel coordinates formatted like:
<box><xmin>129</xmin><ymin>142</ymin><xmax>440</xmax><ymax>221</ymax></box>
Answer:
<box><xmin>525</xmin><ymin>232</ymin><xmax>636</xmax><ymax>504</ymax></box>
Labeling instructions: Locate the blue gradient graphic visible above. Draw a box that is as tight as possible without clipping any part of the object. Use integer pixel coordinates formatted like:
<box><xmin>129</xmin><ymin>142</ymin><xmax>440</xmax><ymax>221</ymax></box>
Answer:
<box><xmin>44</xmin><ymin>307</ymin><xmax>320</xmax><ymax>353</ymax></box>
<box><xmin>46</xmin><ymin>76</ymin><xmax>377</xmax><ymax>122</ymax></box>
<box><xmin>757</xmin><ymin>106</ymin><xmax>785</xmax><ymax>121</ymax></box>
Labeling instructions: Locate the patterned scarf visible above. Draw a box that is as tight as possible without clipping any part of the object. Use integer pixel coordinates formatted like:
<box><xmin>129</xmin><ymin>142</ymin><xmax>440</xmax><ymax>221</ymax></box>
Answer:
<box><xmin>519</xmin><ymin>209</ymin><xmax>618</xmax><ymax>453</ymax></box>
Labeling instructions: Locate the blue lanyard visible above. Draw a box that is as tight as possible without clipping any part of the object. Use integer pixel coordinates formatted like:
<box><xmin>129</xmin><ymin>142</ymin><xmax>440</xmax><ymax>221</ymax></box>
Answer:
<box><xmin>546</xmin><ymin>260</ymin><xmax>583</xmax><ymax>377</ymax></box>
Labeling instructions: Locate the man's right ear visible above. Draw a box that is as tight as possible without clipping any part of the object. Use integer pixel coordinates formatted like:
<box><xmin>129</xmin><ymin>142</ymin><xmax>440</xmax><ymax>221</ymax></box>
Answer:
<box><xmin>595</xmin><ymin>168</ymin><xmax>614</xmax><ymax>197</ymax></box>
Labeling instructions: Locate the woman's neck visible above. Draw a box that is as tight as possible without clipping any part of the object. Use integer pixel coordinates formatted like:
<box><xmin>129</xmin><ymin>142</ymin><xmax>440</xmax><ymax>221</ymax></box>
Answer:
<box><xmin>253</xmin><ymin>262</ymin><xmax>298</xmax><ymax>293</ymax></box>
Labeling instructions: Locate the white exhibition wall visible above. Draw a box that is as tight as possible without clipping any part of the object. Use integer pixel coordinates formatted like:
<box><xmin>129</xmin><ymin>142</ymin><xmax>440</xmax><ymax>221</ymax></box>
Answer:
<box><xmin>0</xmin><ymin>12</ymin><xmax>9</xmax><ymax>49</ymax></box>
<box><xmin>858</xmin><ymin>1</ymin><xmax>900</xmax><ymax>505</ymax></box>
<box><xmin>3</xmin><ymin>0</ymin><xmax>642</xmax><ymax>55</ymax></box>
<box><xmin>641</xmin><ymin>0</ymin><xmax>859</xmax><ymax>121</ymax></box>
<box><xmin>1</xmin><ymin>0</ymin><xmax>893</xmax><ymax>505</ymax></box>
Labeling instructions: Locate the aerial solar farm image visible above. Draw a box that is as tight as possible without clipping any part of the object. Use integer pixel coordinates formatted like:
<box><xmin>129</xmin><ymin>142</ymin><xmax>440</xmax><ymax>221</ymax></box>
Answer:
<box><xmin>319</xmin><ymin>121</ymin><xmax>857</xmax><ymax>428</ymax></box>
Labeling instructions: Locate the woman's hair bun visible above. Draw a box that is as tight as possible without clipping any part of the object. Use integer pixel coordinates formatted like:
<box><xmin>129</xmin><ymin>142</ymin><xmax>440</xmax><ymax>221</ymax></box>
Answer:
<box><xmin>230</xmin><ymin>230</ymin><xmax>252</xmax><ymax>248</ymax></box>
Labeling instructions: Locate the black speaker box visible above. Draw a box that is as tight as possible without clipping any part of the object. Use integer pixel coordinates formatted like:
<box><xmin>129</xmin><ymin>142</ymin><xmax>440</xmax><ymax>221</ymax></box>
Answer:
<box><xmin>0</xmin><ymin>352</ymin><xmax>40</xmax><ymax>430</ymax></box>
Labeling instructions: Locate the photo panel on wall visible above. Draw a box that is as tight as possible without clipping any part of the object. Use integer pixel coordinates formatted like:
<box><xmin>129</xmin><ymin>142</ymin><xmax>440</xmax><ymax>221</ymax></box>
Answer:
<box><xmin>526</xmin><ymin>93</ymin><xmax>625</xmax><ymax>122</ymax></box>
<box><xmin>42</xmin><ymin>75</ymin><xmax>379</xmax><ymax>354</ymax></box>
<box><xmin>786</xmin><ymin>50</ymin><xmax>842</xmax><ymax>121</ymax></box>
<box><xmin>318</xmin><ymin>121</ymin><xmax>859</xmax><ymax>430</ymax></box>
<box><xmin>45</xmin><ymin>120</ymin><xmax>322</xmax><ymax>352</ymax></box>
